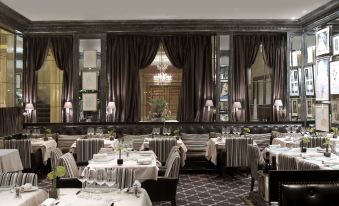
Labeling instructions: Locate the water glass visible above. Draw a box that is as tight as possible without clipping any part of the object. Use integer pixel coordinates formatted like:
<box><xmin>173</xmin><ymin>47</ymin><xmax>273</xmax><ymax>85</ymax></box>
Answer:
<box><xmin>96</xmin><ymin>127</ymin><xmax>103</xmax><ymax>138</ymax></box>
<box><xmin>106</xmin><ymin>168</ymin><xmax>117</xmax><ymax>188</ymax></box>
<box><xmin>78</xmin><ymin>167</ymin><xmax>88</xmax><ymax>191</ymax></box>
<box><xmin>95</xmin><ymin>168</ymin><xmax>107</xmax><ymax>187</ymax></box>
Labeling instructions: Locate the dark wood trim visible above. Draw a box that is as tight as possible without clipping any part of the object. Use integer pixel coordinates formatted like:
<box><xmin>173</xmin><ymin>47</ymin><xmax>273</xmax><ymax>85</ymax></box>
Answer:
<box><xmin>0</xmin><ymin>2</ymin><xmax>30</xmax><ymax>32</ymax></box>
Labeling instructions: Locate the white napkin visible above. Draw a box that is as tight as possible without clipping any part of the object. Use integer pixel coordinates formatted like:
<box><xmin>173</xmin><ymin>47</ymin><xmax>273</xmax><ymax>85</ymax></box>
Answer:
<box><xmin>301</xmin><ymin>153</ymin><xmax>324</xmax><ymax>158</ymax></box>
<box><xmin>316</xmin><ymin>147</ymin><xmax>329</xmax><ymax>153</ymax></box>
<box><xmin>133</xmin><ymin>180</ymin><xmax>141</xmax><ymax>187</ymax></box>
<box><xmin>284</xmin><ymin>136</ymin><xmax>292</xmax><ymax>141</ymax></box>
<box><xmin>20</xmin><ymin>183</ymin><xmax>32</xmax><ymax>191</ymax></box>
<box><xmin>137</xmin><ymin>158</ymin><xmax>152</xmax><ymax>164</ymax></box>
<box><xmin>93</xmin><ymin>153</ymin><xmax>107</xmax><ymax>159</ymax></box>
<box><xmin>39</xmin><ymin>198</ymin><xmax>55</xmax><ymax>206</ymax></box>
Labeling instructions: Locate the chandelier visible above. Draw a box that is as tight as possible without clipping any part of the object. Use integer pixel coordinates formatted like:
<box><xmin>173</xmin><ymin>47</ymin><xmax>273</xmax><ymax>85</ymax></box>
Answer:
<box><xmin>153</xmin><ymin>45</ymin><xmax>172</xmax><ymax>84</ymax></box>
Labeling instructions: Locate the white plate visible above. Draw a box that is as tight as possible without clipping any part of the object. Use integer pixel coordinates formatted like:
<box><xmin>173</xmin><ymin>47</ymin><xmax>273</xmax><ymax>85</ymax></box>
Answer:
<box><xmin>22</xmin><ymin>186</ymin><xmax>38</xmax><ymax>192</ymax></box>
<box><xmin>91</xmin><ymin>156</ymin><xmax>115</xmax><ymax>162</ymax></box>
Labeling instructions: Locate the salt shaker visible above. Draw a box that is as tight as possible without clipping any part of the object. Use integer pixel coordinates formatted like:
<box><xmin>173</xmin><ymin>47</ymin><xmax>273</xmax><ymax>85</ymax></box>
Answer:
<box><xmin>15</xmin><ymin>187</ymin><xmax>21</xmax><ymax>199</ymax></box>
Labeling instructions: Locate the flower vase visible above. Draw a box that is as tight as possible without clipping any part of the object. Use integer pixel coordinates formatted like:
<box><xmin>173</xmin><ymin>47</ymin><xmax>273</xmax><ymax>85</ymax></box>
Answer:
<box><xmin>117</xmin><ymin>150</ymin><xmax>123</xmax><ymax>165</ymax></box>
<box><xmin>49</xmin><ymin>180</ymin><xmax>59</xmax><ymax>199</ymax></box>
<box><xmin>43</xmin><ymin>134</ymin><xmax>48</xmax><ymax>141</ymax></box>
<box><xmin>324</xmin><ymin>145</ymin><xmax>331</xmax><ymax>157</ymax></box>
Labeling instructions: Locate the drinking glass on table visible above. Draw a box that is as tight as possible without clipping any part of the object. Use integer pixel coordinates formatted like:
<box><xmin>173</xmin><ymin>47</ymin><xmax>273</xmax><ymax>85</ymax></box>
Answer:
<box><xmin>106</xmin><ymin>168</ymin><xmax>117</xmax><ymax>189</ymax></box>
<box><xmin>95</xmin><ymin>168</ymin><xmax>107</xmax><ymax>187</ymax></box>
<box><xmin>78</xmin><ymin>167</ymin><xmax>88</xmax><ymax>192</ymax></box>
<box><xmin>86</xmin><ymin>168</ymin><xmax>96</xmax><ymax>198</ymax></box>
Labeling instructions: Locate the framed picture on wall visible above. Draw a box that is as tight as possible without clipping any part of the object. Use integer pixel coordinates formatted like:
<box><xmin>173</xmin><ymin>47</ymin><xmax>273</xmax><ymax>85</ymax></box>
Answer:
<box><xmin>330</xmin><ymin>61</ymin><xmax>339</xmax><ymax>94</ymax></box>
<box><xmin>289</xmin><ymin>69</ymin><xmax>299</xmax><ymax>96</ymax></box>
<box><xmin>316</xmin><ymin>27</ymin><xmax>330</xmax><ymax>56</ymax></box>
<box><xmin>304</xmin><ymin>66</ymin><xmax>314</xmax><ymax>96</ymax></box>
<box><xmin>315</xmin><ymin>104</ymin><xmax>329</xmax><ymax>132</ymax></box>
<box><xmin>83</xmin><ymin>50</ymin><xmax>97</xmax><ymax>68</ymax></box>
<box><xmin>291</xmin><ymin>100</ymin><xmax>298</xmax><ymax>116</ymax></box>
<box><xmin>82</xmin><ymin>93</ymin><xmax>97</xmax><ymax>111</ymax></box>
<box><xmin>332</xmin><ymin>99</ymin><xmax>339</xmax><ymax>124</ymax></box>
<box><xmin>333</xmin><ymin>35</ymin><xmax>339</xmax><ymax>56</ymax></box>
<box><xmin>220</xmin><ymin>82</ymin><xmax>228</xmax><ymax>101</ymax></box>
<box><xmin>315</xmin><ymin>58</ymin><xmax>330</xmax><ymax>101</ymax></box>
<box><xmin>82</xmin><ymin>71</ymin><xmax>98</xmax><ymax>90</ymax></box>
<box><xmin>306</xmin><ymin>99</ymin><xmax>314</xmax><ymax>118</ymax></box>
<box><xmin>15</xmin><ymin>74</ymin><xmax>21</xmax><ymax>89</ymax></box>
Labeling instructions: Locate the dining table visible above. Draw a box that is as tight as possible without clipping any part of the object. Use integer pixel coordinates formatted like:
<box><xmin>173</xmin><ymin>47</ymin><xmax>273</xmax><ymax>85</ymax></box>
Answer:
<box><xmin>30</xmin><ymin>138</ymin><xmax>57</xmax><ymax>165</ymax></box>
<box><xmin>0</xmin><ymin>188</ymin><xmax>47</xmax><ymax>206</ymax></box>
<box><xmin>42</xmin><ymin>188</ymin><xmax>152</xmax><ymax>206</ymax></box>
<box><xmin>87</xmin><ymin>150</ymin><xmax>159</xmax><ymax>181</ymax></box>
<box><xmin>0</xmin><ymin>149</ymin><xmax>23</xmax><ymax>172</ymax></box>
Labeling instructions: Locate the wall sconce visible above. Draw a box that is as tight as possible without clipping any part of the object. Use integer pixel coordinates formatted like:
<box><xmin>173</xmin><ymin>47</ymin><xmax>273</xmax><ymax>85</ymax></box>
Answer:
<box><xmin>233</xmin><ymin>102</ymin><xmax>242</xmax><ymax>111</ymax></box>
<box><xmin>25</xmin><ymin>103</ymin><xmax>34</xmax><ymax>114</ymax></box>
<box><xmin>274</xmin><ymin>99</ymin><xmax>283</xmax><ymax>121</ymax></box>
<box><xmin>107</xmin><ymin>101</ymin><xmax>116</xmax><ymax>114</ymax></box>
<box><xmin>205</xmin><ymin>100</ymin><xmax>214</xmax><ymax>112</ymax></box>
<box><xmin>64</xmin><ymin>102</ymin><xmax>73</xmax><ymax>113</ymax></box>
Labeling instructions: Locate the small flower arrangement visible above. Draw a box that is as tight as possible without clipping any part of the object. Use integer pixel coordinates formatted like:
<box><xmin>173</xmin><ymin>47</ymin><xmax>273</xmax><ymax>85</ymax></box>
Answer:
<box><xmin>302</xmin><ymin>135</ymin><xmax>310</xmax><ymax>144</ymax></box>
<box><xmin>47</xmin><ymin>166</ymin><xmax>65</xmax><ymax>198</ymax></box>
<box><xmin>44</xmin><ymin>128</ymin><xmax>52</xmax><ymax>141</ymax></box>
<box><xmin>323</xmin><ymin>137</ymin><xmax>332</xmax><ymax>156</ymax></box>
<box><xmin>108</xmin><ymin>129</ymin><xmax>116</xmax><ymax>140</ymax></box>
<box><xmin>115</xmin><ymin>142</ymin><xmax>126</xmax><ymax>164</ymax></box>
<box><xmin>331</xmin><ymin>127</ymin><xmax>338</xmax><ymax>135</ymax></box>
<box><xmin>307</xmin><ymin>127</ymin><xmax>316</xmax><ymax>135</ymax></box>
<box><xmin>243</xmin><ymin>128</ymin><xmax>251</xmax><ymax>134</ymax></box>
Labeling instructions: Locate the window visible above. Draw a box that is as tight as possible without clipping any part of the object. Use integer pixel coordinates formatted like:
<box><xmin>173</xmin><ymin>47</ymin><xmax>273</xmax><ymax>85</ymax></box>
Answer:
<box><xmin>37</xmin><ymin>49</ymin><xmax>63</xmax><ymax>122</ymax></box>
<box><xmin>248</xmin><ymin>45</ymin><xmax>272</xmax><ymax>121</ymax></box>
<box><xmin>0</xmin><ymin>28</ymin><xmax>15</xmax><ymax>108</ymax></box>
<box><xmin>15</xmin><ymin>35</ymin><xmax>23</xmax><ymax>107</ymax></box>
<box><xmin>140</xmin><ymin>44</ymin><xmax>182</xmax><ymax>121</ymax></box>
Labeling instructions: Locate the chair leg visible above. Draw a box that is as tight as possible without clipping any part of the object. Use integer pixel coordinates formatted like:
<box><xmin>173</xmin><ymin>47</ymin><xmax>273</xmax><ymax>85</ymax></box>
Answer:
<box><xmin>250</xmin><ymin>177</ymin><xmax>255</xmax><ymax>191</ymax></box>
<box><xmin>171</xmin><ymin>200</ymin><xmax>176</xmax><ymax>206</ymax></box>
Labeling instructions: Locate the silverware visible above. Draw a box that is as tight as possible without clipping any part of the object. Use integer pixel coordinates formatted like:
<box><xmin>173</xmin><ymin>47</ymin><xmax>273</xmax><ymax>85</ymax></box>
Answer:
<box><xmin>55</xmin><ymin>201</ymin><xmax>60</xmax><ymax>205</ymax></box>
<box><xmin>110</xmin><ymin>203</ymin><xmax>114</xmax><ymax>206</ymax></box>
<box><xmin>76</xmin><ymin>190</ymin><xmax>81</xmax><ymax>195</ymax></box>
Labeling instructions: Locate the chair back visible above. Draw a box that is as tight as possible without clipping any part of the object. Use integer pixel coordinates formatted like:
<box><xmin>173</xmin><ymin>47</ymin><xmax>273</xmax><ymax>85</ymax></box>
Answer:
<box><xmin>225</xmin><ymin>137</ymin><xmax>253</xmax><ymax>167</ymax></box>
<box><xmin>149</xmin><ymin>137</ymin><xmax>177</xmax><ymax>162</ymax></box>
<box><xmin>59</xmin><ymin>153</ymin><xmax>79</xmax><ymax>178</ymax></box>
<box><xmin>4</xmin><ymin>139</ymin><xmax>31</xmax><ymax>169</ymax></box>
<box><xmin>116</xmin><ymin>168</ymin><xmax>135</xmax><ymax>189</ymax></box>
<box><xmin>247</xmin><ymin>144</ymin><xmax>264</xmax><ymax>180</ymax></box>
<box><xmin>0</xmin><ymin>172</ymin><xmax>37</xmax><ymax>186</ymax></box>
<box><xmin>297</xmin><ymin>160</ymin><xmax>320</xmax><ymax>170</ymax></box>
<box><xmin>164</xmin><ymin>151</ymin><xmax>181</xmax><ymax>178</ymax></box>
<box><xmin>76</xmin><ymin>139</ymin><xmax>104</xmax><ymax>162</ymax></box>
<box><xmin>50</xmin><ymin>148</ymin><xmax>63</xmax><ymax>169</ymax></box>
<box><xmin>307</xmin><ymin>136</ymin><xmax>325</xmax><ymax>148</ymax></box>
<box><xmin>245</xmin><ymin>134</ymin><xmax>271</xmax><ymax>151</ymax></box>
<box><xmin>165</xmin><ymin>146</ymin><xmax>180</xmax><ymax>167</ymax></box>
<box><xmin>278</xmin><ymin>154</ymin><xmax>297</xmax><ymax>170</ymax></box>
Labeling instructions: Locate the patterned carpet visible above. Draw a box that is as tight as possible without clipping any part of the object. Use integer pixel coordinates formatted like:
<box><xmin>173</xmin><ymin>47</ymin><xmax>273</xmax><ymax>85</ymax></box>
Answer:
<box><xmin>38</xmin><ymin>172</ymin><xmax>251</xmax><ymax>206</ymax></box>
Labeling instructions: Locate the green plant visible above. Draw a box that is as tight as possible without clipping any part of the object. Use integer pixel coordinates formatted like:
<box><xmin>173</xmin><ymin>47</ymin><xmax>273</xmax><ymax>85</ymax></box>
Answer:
<box><xmin>323</xmin><ymin>137</ymin><xmax>332</xmax><ymax>147</ymax></box>
<box><xmin>148</xmin><ymin>98</ymin><xmax>171</xmax><ymax>119</ymax></box>
<box><xmin>331</xmin><ymin>127</ymin><xmax>338</xmax><ymax>135</ymax></box>
<box><xmin>243</xmin><ymin>128</ymin><xmax>251</xmax><ymax>134</ymax></box>
<box><xmin>48</xmin><ymin>166</ymin><xmax>65</xmax><ymax>190</ymax></box>
<box><xmin>307</xmin><ymin>127</ymin><xmax>316</xmax><ymax>134</ymax></box>
<box><xmin>172</xmin><ymin>128</ymin><xmax>180</xmax><ymax>136</ymax></box>
<box><xmin>115</xmin><ymin>143</ymin><xmax>126</xmax><ymax>159</ymax></box>
<box><xmin>44</xmin><ymin>128</ymin><xmax>52</xmax><ymax>134</ymax></box>
<box><xmin>302</xmin><ymin>136</ymin><xmax>310</xmax><ymax>144</ymax></box>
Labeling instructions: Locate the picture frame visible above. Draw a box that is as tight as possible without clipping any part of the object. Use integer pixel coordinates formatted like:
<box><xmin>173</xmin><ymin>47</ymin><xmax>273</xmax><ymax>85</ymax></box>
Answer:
<box><xmin>306</xmin><ymin>99</ymin><xmax>314</xmax><ymax>118</ymax></box>
<box><xmin>315</xmin><ymin>58</ymin><xmax>330</xmax><ymax>101</ymax></box>
<box><xmin>307</xmin><ymin>46</ymin><xmax>315</xmax><ymax>64</ymax></box>
<box><xmin>330</xmin><ymin>61</ymin><xmax>339</xmax><ymax>94</ymax></box>
<box><xmin>83</xmin><ymin>50</ymin><xmax>97</xmax><ymax>68</ymax></box>
<box><xmin>291</xmin><ymin>99</ymin><xmax>298</xmax><ymax>116</ymax></box>
<box><xmin>219</xmin><ymin>101</ymin><xmax>228</xmax><ymax>112</ymax></box>
<box><xmin>82</xmin><ymin>71</ymin><xmax>98</xmax><ymax>90</ymax></box>
<box><xmin>315</xmin><ymin>104</ymin><xmax>329</xmax><ymax>132</ymax></box>
<box><xmin>304</xmin><ymin>66</ymin><xmax>314</xmax><ymax>96</ymax></box>
<box><xmin>82</xmin><ymin>93</ymin><xmax>97</xmax><ymax>111</ymax></box>
<box><xmin>316</xmin><ymin>27</ymin><xmax>330</xmax><ymax>56</ymax></box>
<box><xmin>332</xmin><ymin>99</ymin><xmax>339</xmax><ymax>124</ymax></box>
<box><xmin>220</xmin><ymin>82</ymin><xmax>228</xmax><ymax>101</ymax></box>
<box><xmin>332</xmin><ymin>35</ymin><xmax>339</xmax><ymax>56</ymax></box>
<box><xmin>219</xmin><ymin>114</ymin><xmax>229</xmax><ymax>122</ymax></box>
<box><xmin>289</xmin><ymin>69</ymin><xmax>299</xmax><ymax>97</ymax></box>
<box><xmin>15</xmin><ymin>74</ymin><xmax>21</xmax><ymax>89</ymax></box>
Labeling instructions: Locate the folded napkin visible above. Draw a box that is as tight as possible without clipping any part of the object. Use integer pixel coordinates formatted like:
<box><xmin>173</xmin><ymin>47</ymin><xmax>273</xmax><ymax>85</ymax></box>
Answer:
<box><xmin>39</xmin><ymin>198</ymin><xmax>55</xmax><ymax>206</ymax></box>
<box><xmin>137</xmin><ymin>158</ymin><xmax>152</xmax><ymax>164</ymax></box>
<box><xmin>322</xmin><ymin>160</ymin><xmax>339</xmax><ymax>165</ymax></box>
<box><xmin>93</xmin><ymin>153</ymin><xmax>107</xmax><ymax>159</ymax></box>
<box><xmin>269</xmin><ymin>144</ymin><xmax>281</xmax><ymax>149</ymax></box>
<box><xmin>284</xmin><ymin>136</ymin><xmax>292</xmax><ymax>141</ymax></box>
<box><xmin>20</xmin><ymin>183</ymin><xmax>32</xmax><ymax>191</ymax></box>
<box><xmin>301</xmin><ymin>153</ymin><xmax>324</xmax><ymax>158</ymax></box>
<box><xmin>316</xmin><ymin>147</ymin><xmax>330</xmax><ymax>153</ymax></box>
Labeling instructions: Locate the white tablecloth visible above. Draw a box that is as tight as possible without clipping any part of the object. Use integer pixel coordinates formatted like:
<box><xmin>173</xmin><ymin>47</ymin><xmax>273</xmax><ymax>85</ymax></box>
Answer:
<box><xmin>31</xmin><ymin>138</ymin><xmax>57</xmax><ymax>165</ymax></box>
<box><xmin>0</xmin><ymin>149</ymin><xmax>23</xmax><ymax>172</ymax></box>
<box><xmin>205</xmin><ymin>138</ymin><xmax>225</xmax><ymax>165</ymax></box>
<box><xmin>0</xmin><ymin>189</ymin><xmax>47</xmax><ymax>206</ymax></box>
<box><xmin>272</xmin><ymin>137</ymin><xmax>299</xmax><ymax>148</ymax></box>
<box><xmin>70</xmin><ymin>139</ymin><xmax>119</xmax><ymax>153</ymax></box>
<box><xmin>54</xmin><ymin>188</ymin><xmax>151</xmax><ymax>206</ymax></box>
<box><xmin>266</xmin><ymin>146</ymin><xmax>339</xmax><ymax>170</ymax></box>
<box><xmin>87</xmin><ymin>151</ymin><xmax>159</xmax><ymax>181</ymax></box>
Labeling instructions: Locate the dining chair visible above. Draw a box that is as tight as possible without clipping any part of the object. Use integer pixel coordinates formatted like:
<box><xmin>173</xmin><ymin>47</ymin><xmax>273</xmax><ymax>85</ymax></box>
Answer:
<box><xmin>76</xmin><ymin>139</ymin><xmax>104</xmax><ymax>163</ymax></box>
<box><xmin>0</xmin><ymin>172</ymin><xmax>38</xmax><ymax>186</ymax></box>
<box><xmin>247</xmin><ymin>144</ymin><xmax>265</xmax><ymax>191</ymax></box>
<box><xmin>148</xmin><ymin>137</ymin><xmax>177</xmax><ymax>163</ymax></box>
<box><xmin>4</xmin><ymin>139</ymin><xmax>32</xmax><ymax>169</ymax></box>
<box><xmin>142</xmin><ymin>150</ymin><xmax>181</xmax><ymax>206</ymax></box>
<box><xmin>245</xmin><ymin>134</ymin><xmax>271</xmax><ymax>151</ymax></box>
<box><xmin>297</xmin><ymin>160</ymin><xmax>320</xmax><ymax>170</ymax></box>
<box><xmin>223</xmin><ymin>137</ymin><xmax>253</xmax><ymax>168</ymax></box>
<box><xmin>56</xmin><ymin>152</ymin><xmax>84</xmax><ymax>188</ymax></box>
<box><xmin>277</xmin><ymin>154</ymin><xmax>297</xmax><ymax>170</ymax></box>
<box><xmin>50</xmin><ymin>148</ymin><xmax>63</xmax><ymax>169</ymax></box>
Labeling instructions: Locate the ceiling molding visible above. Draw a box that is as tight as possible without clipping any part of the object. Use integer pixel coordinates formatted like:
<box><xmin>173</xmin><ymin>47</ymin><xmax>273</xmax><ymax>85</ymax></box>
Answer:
<box><xmin>0</xmin><ymin>2</ymin><xmax>30</xmax><ymax>32</ymax></box>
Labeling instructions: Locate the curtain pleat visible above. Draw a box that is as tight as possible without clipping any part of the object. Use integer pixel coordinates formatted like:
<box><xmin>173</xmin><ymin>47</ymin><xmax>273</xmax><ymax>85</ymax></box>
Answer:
<box><xmin>107</xmin><ymin>35</ymin><xmax>160</xmax><ymax>122</ymax></box>
<box><xmin>0</xmin><ymin>107</ymin><xmax>22</xmax><ymax>136</ymax></box>
<box><xmin>162</xmin><ymin>35</ymin><xmax>213</xmax><ymax>122</ymax></box>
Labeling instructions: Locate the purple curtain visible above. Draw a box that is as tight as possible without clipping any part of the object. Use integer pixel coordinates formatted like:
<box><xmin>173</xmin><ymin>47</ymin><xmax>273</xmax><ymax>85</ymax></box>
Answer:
<box><xmin>163</xmin><ymin>35</ymin><xmax>213</xmax><ymax>122</ymax></box>
<box><xmin>107</xmin><ymin>35</ymin><xmax>160</xmax><ymax>122</ymax></box>
<box><xmin>232</xmin><ymin>35</ymin><xmax>261</xmax><ymax>121</ymax></box>
<box><xmin>262</xmin><ymin>34</ymin><xmax>287</xmax><ymax>121</ymax></box>
<box><xmin>50</xmin><ymin>37</ymin><xmax>74</xmax><ymax>122</ymax></box>
<box><xmin>23</xmin><ymin>36</ymin><xmax>49</xmax><ymax>122</ymax></box>
<box><xmin>0</xmin><ymin>107</ymin><xmax>22</xmax><ymax>136</ymax></box>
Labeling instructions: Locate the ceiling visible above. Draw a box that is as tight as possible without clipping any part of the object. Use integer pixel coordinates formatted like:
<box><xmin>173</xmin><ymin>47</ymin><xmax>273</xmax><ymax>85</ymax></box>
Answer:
<box><xmin>1</xmin><ymin>0</ymin><xmax>331</xmax><ymax>21</ymax></box>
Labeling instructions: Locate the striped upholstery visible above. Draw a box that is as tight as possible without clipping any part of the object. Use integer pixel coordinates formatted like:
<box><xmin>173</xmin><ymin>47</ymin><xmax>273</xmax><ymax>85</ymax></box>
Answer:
<box><xmin>123</xmin><ymin>134</ymin><xmax>151</xmax><ymax>151</ymax></box>
<box><xmin>4</xmin><ymin>139</ymin><xmax>31</xmax><ymax>169</ymax></box>
<box><xmin>0</xmin><ymin>173</ymin><xmax>37</xmax><ymax>186</ymax></box>
<box><xmin>180</xmin><ymin>133</ymin><xmax>209</xmax><ymax>160</ymax></box>
<box><xmin>57</xmin><ymin>135</ymin><xmax>84</xmax><ymax>152</ymax></box>
<box><xmin>245</xmin><ymin>134</ymin><xmax>271</xmax><ymax>151</ymax></box>
<box><xmin>116</xmin><ymin>168</ymin><xmax>135</xmax><ymax>189</ymax></box>
<box><xmin>76</xmin><ymin>139</ymin><xmax>104</xmax><ymax>162</ymax></box>
<box><xmin>278</xmin><ymin>154</ymin><xmax>297</xmax><ymax>170</ymax></box>
<box><xmin>297</xmin><ymin>160</ymin><xmax>320</xmax><ymax>170</ymax></box>
<box><xmin>148</xmin><ymin>137</ymin><xmax>177</xmax><ymax>163</ymax></box>
<box><xmin>247</xmin><ymin>144</ymin><xmax>264</xmax><ymax>181</ymax></box>
<box><xmin>59</xmin><ymin>153</ymin><xmax>79</xmax><ymax>178</ymax></box>
<box><xmin>224</xmin><ymin>137</ymin><xmax>253</xmax><ymax>167</ymax></box>
<box><xmin>305</xmin><ymin>136</ymin><xmax>325</xmax><ymax>148</ymax></box>
<box><xmin>165</xmin><ymin>146</ymin><xmax>180</xmax><ymax>167</ymax></box>
<box><xmin>50</xmin><ymin>148</ymin><xmax>63</xmax><ymax>169</ymax></box>
<box><xmin>164</xmin><ymin>151</ymin><xmax>181</xmax><ymax>178</ymax></box>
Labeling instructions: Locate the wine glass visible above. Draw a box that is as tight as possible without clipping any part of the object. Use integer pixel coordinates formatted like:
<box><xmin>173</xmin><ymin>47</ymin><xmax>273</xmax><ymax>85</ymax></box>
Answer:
<box><xmin>286</xmin><ymin>126</ymin><xmax>291</xmax><ymax>134</ymax></box>
<box><xmin>86</xmin><ymin>168</ymin><xmax>96</xmax><ymax>198</ymax></box>
<box><xmin>78</xmin><ymin>167</ymin><xmax>88</xmax><ymax>192</ymax></box>
<box><xmin>95</xmin><ymin>168</ymin><xmax>107</xmax><ymax>187</ymax></box>
<box><xmin>96</xmin><ymin>127</ymin><xmax>103</xmax><ymax>138</ymax></box>
<box><xmin>106</xmin><ymin>168</ymin><xmax>117</xmax><ymax>189</ymax></box>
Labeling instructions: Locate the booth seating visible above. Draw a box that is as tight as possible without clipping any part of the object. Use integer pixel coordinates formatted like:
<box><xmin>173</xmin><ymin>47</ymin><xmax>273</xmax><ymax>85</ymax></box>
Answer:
<box><xmin>0</xmin><ymin>172</ymin><xmax>38</xmax><ymax>186</ymax></box>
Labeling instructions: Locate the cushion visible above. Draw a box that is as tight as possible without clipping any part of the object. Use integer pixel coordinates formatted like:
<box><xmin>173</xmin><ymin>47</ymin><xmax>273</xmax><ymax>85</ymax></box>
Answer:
<box><xmin>59</xmin><ymin>153</ymin><xmax>79</xmax><ymax>178</ymax></box>
<box><xmin>0</xmin><ymin>173</ymin><xmax>38</xmax><ymax>186</ymax></box>
<box><xmin>50</xmin><ymin>148</ymin><xmax>63</xmax><ymax>169</ymax></box>
<box><xmin>165</xmin><ymin>151</ymin><xmax>181</xmax><ymax>178</ymax></box>
<box><xmin>58</xmin><ymin>135</ymin><xmax>84</xmax><ymax>149</ymax></box>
